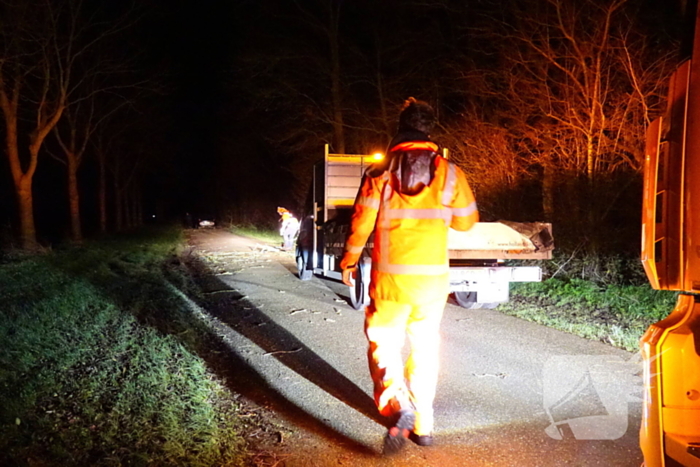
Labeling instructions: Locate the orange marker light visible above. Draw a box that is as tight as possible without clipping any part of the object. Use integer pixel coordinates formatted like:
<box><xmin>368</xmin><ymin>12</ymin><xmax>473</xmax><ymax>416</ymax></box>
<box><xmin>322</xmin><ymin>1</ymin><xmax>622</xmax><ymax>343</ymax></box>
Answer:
<box><xmin>373</xmin><ymin>153</ymin><xmax>383</xmax><ymax>161</ymax></box>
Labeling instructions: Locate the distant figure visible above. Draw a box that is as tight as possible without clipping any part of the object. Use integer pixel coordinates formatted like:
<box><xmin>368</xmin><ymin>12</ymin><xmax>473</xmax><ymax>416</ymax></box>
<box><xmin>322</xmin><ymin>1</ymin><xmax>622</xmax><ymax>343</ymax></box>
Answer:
<box><xmin>277</xmin><ymin>207</ymin><xmax>300</xmax><ymax>250</ymax></box>
<box><xmin>184</xmin><ymin>212</ymin><xmax>193</xmax><ymax>229</ymax></box>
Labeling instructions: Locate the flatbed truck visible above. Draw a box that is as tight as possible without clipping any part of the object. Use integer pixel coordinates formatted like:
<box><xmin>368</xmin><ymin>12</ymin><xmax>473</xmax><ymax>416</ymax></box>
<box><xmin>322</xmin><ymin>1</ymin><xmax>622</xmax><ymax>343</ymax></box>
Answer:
<box><xmin>296</xmin><ymin>144</ymin><xmax>554</xmax><ymax>310</ymax></box>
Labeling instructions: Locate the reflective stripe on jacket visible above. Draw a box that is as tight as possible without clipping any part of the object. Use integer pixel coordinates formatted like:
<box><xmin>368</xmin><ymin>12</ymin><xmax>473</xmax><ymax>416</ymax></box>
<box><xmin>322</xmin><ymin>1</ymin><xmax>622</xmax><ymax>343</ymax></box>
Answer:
<box><xmin>340</xmin><ymin>154</ymin><xmax>479</xmax><ymax>304</ymax></box>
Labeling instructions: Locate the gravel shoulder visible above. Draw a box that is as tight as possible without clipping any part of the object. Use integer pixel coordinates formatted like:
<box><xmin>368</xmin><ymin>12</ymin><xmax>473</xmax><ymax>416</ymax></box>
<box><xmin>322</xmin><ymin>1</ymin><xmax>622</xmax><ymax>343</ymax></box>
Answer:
<box><xmin>185</xmin><ymin>228</ymin><xmax>644</xmax><ymax>467</ymax></box>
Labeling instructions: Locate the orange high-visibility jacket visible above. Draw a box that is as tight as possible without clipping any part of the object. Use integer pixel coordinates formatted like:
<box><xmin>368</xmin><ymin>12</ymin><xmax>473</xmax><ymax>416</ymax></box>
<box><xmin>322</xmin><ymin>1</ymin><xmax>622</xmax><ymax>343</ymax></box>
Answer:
<box><xmin>340</xmin><ymin>146</ymin><xmax>479</xmax><ymax>304</ymax></box>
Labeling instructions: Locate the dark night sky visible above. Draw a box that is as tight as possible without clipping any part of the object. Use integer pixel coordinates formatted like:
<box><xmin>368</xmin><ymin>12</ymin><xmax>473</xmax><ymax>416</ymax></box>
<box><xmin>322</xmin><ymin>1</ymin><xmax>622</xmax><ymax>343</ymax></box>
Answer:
<box><xmin>162</xmin><ymin>0</ymin><xmax>236</xmax><ymax>213</ymax></box>
<box><xmin>147</xmin><ymin>1</ymin><xmax>289</xmax><ymax>222</ymax></box>
<box><xmin>133</xmin><ymin>0</ymin><xmax>688</xmax><ymax>218</ymax></box>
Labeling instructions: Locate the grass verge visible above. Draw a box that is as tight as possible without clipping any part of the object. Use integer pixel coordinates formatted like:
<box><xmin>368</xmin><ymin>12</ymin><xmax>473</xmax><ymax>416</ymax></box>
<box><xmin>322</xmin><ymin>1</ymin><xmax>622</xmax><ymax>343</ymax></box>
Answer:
<box><xmin>0</xmin><ymin>226</ymin><xmax>246</xmax><ymax>466</ymax></box>
<box><xmin>228</xmin><ymin>224</ymin><xmax>281</xmax><ymax>245</ymax></box>
<box><xmin>498</xmin><ymin>271</ymin><xmax>678</xmax><ymax>352</ymax></box>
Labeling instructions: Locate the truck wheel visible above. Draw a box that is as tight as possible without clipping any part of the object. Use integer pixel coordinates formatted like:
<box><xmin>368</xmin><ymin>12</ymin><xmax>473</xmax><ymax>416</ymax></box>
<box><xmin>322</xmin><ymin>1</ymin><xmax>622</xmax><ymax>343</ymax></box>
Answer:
<box><xmin>296</xmin><ymin>247</ymin><xmax>313</xmax><ymax>280</ymax></box>
<box><xmin>349</xmin><ymin>259</ymin><xmax>370</xmax><ymax>310</ymax></box>
<box><xmin>453</xmin><ymin>292</ymin><xmax>499</xmax><ymax>310</ymax></box>
<box><xmin>454</xmin><ymin>291</ymin><xmax>478</xmax><ymax>309</ymax></box>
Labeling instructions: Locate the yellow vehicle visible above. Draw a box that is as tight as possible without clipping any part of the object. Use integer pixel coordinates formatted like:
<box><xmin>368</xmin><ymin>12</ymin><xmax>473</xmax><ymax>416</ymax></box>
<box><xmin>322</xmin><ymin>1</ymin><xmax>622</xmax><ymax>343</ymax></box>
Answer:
<box><xmin>640</xmin><ymin>32</ymin><xmax>700</xmax><ymax>467</ymax></box>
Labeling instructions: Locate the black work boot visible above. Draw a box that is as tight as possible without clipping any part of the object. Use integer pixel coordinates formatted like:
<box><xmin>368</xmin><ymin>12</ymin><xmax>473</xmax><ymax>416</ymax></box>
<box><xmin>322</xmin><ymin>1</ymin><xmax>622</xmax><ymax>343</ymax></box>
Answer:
<box><xmin>383</xmin><ymin>409</ymin><xmax>416</xmax><ymax>455</ymax></box>
<box><xmin>409</xmin><ymin>432</ymin><xmax>434</xmax><ymax>447</ymax></box>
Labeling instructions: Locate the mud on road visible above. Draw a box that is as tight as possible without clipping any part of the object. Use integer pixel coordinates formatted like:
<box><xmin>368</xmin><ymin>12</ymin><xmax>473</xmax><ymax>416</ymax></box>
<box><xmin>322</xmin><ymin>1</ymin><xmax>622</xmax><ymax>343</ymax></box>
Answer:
<box><xmin>184</xmin><ymin>228</ymin><xmax>644</xmax><ymax>467</ymax></box>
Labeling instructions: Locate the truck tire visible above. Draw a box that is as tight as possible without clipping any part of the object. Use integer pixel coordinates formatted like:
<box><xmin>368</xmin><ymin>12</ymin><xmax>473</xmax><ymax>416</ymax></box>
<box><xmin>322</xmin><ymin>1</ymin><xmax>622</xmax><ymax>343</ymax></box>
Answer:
<box><xmin>296</xmin><ymin>246</ymin><xmax>313</xmax><ymax>281</ymax></box>
<box><xmin>349</xmin><ymin>258</ymin><xmax>370</xmax><ymax>310</ymax></box>
<box><xmin>453</xmin><ymin>292</ymin><xmax>499</xmax><ymax>310</ymax></box>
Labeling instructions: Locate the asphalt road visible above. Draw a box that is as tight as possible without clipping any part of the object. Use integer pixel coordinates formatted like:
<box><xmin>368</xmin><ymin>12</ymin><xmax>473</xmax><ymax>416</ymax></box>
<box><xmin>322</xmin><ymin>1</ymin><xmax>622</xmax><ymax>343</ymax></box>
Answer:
<box><xmin>186</xmin><ymin>229</ymin><xmax>645</xmax><ymax>467</ymax></box>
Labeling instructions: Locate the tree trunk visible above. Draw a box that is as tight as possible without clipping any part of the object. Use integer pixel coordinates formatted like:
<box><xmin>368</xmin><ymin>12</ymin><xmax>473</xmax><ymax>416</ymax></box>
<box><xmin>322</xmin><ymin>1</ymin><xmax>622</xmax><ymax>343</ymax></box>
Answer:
<box><xmin>542</xmin><ymin>163</ymin><xmax>555</xmax><ymax>221</ymax></box>
<box><xmin>376</xmin><ymin>71</ymin><xmax>389</xmax><ymax>146</ymax></box>
<box><xmin>17</xmin><ymin>178</ymin><xmax>38</xmax><ymax>250</ymax></box>
<box><xmin>115</xmin><ymin>184</ymin><xmax>123</xmax><ymax>231</ymax></box>
<box><xmin>135</xmin><ymin>188</ymin><xmax>143</xmax><ymax>226</ymax></box>
<box><xmin>586</xmin><ymin>134</ymin><xmax>595</xmax><ymax>184</ymax></box>
<box><xmin>2</xmin><ymin>98</ymin><xmax>39</xmax><ymax>250</ymax></box>
<box><xmin>129</xmin><ymin>189</ymin><xmax>137</xmax><ymax>227</ymax></box>
<box><xmin>98</xmin><ymin>149</ymin><xmax>107</xmax><ymax>233</ymax></box>
<box><xmin>66</xmin><ymin>156</ymin><xmax>82</xmax><ymax>243</ymax></box>
<box><xmin>374</xmin><ymin>33</ymin><xmax>389</xmax><ymax>145</ymax></box>
<box><xmin>329</xmin><ymin>5</ymin><xmax>345</xmax><ymax>153</ymax></box>
<box><xmin>124</xmin><ymin>190</ymin><xmax>132</xmax><ymax>229</ymax></box>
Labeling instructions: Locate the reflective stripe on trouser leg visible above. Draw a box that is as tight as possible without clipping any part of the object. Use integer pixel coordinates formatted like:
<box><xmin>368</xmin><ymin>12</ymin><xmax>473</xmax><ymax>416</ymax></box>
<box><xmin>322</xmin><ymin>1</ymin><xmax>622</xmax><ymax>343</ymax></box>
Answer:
<box><xmin>365</xmin><ymin>300</ymin><xmax>413</xmax><ymax>417</ymax></box>
<box><xmin>405</xmin><ymin>298</ymin><xmax>446</xmax><ymax>435</ymax></box>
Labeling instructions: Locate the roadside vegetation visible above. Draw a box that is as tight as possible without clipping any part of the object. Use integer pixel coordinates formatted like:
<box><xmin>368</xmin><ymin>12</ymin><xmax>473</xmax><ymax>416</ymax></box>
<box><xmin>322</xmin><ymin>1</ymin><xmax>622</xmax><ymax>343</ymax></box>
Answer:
<box><xmin>229</xmin><ymin>224</ymin><xmax>281</xmax><ymax>246</ymax></box>
<box><xmin>0</xmin><ymin>227</ymin><xmax>247</xmax><ymax>466</ymax></box>
<box><xmin>498</xmin><ymin>253</ymin><xmax>678</xmax><ymax>352</ymax></box>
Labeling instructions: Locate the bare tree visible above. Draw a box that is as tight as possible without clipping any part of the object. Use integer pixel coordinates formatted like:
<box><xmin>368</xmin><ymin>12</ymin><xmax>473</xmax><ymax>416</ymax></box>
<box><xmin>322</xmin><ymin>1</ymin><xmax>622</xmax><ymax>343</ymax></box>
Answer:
<box><xmin>0</xmin><ymin>1</ymin><xmax>68</xmax><ymax>249</ymax></box>
<box><xmin>49</xmin><ymin>8</ymin><xmax>139</xmax><ymax>243</ymax></box>
<box><xmin>51</xmin><ymin>93</ymin><xmax>130</xmax><ymax>242</ymax></box>
<box><xmin>0</xmin><ymin>0</ymin><xmax>135</xmax><ymax>248</ymax></box>
<box><xmin>93</xmin><ymin>119</ymin><xmax>129</xmax><ymax>234</ymax></box>
<box><xmin>442</xmin><ymin>0</ymin><xmax>676</xmax><ymax>232</ymax></box>
<box><xmin>501</xmin><ymin>0</ymin><xmax>674</xmax><ymax>175</ymax></box>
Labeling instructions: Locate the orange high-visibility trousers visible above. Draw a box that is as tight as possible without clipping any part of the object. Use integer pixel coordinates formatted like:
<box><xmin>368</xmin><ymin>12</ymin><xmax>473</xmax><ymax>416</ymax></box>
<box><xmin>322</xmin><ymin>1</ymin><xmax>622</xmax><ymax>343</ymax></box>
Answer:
<box><xmin>365</xmin><ymin>297</ymin><xmax>446</xmax><ymax>436</ymax></box>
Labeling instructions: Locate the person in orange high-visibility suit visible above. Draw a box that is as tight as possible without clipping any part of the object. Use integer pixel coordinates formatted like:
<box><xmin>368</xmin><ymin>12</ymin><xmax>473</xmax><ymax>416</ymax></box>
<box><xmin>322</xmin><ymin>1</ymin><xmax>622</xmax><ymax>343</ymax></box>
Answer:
<box><xmin>341</xmin><ymin>98</ymin><xmax>478</xmax><ymax>454</ymax></box>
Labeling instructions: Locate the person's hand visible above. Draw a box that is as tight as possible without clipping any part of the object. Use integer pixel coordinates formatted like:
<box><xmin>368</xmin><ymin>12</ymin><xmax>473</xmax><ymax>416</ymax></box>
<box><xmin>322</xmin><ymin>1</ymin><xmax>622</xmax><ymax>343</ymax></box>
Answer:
<box><xmin>342</xmin><ymin>266</ymin><xmax>357</xmax><ymax>287</ymax></box>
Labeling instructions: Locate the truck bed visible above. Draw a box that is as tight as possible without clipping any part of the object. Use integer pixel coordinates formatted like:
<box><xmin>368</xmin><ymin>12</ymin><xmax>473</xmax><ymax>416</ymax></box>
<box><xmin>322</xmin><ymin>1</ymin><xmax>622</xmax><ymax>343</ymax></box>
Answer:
<box><xmin>448</xmin><ymin>221</ymin><xmax>553</xmax><ymax>260</ymax></box>
<box><xmin>322</xmin><ymin>220</ymin><xmax>553</xmax><ymax>261</ymax></box>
